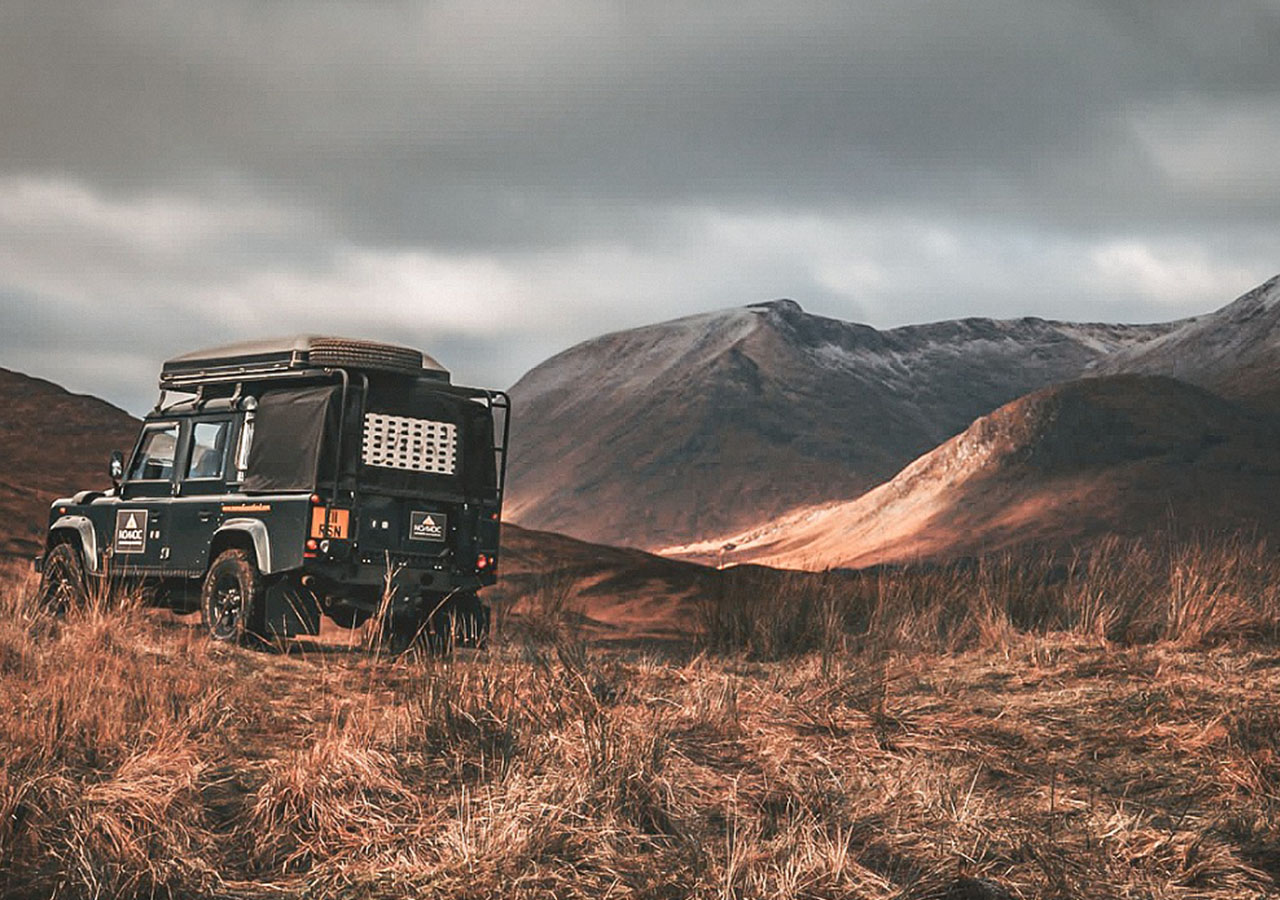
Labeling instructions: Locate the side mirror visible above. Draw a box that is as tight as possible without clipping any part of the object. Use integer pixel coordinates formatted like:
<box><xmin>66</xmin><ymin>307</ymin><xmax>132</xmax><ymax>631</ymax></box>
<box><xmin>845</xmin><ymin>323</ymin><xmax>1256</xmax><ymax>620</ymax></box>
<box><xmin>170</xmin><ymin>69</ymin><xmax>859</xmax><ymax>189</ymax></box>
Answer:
<box><xmin>109</xmin><ymin>450</ymin><xmax>124</xmax><ymax>486</ymax></box>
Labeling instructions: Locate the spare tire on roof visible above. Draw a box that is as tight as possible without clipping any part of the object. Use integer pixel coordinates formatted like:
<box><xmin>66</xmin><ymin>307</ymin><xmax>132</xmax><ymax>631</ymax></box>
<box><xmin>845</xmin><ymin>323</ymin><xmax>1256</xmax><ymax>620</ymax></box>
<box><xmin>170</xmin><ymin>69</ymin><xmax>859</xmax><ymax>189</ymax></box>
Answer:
<box><xmin>307</xmin><ymin>338</ymin><xmax>427</xmax><ymax>375</ymax></box>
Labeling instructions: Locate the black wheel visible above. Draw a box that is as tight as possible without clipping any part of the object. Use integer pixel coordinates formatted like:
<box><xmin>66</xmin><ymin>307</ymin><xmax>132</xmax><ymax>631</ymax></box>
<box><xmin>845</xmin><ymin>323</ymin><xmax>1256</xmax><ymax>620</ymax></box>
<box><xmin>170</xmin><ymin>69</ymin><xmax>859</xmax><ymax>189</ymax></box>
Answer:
<box><xmin>201</xmin><ymin>549</ymin><xmax>266</xmax><ymax>644</ymax></box>
<box><xmin>452</xmin><ymin>593</ymin><xmax>491</xmax><ymax>649</ymax></box>
<box><xmin>378</xmin><ymin>611</ymin><xmax>432</xmax><ymax>656</ymax></box>
<box><xmin>426</xmin><ymin>602</ymin><xmax>457</xmax><ymax>656</ymax></box>
<box><xmin>37</xmin><ymin>542</ymin><xmax>88</xmax><ymax>614</ymax></box>
<box><xmin>375</xmin><ymin>600</ymin><xmax>458</xmax><ymax>657</ymax></box>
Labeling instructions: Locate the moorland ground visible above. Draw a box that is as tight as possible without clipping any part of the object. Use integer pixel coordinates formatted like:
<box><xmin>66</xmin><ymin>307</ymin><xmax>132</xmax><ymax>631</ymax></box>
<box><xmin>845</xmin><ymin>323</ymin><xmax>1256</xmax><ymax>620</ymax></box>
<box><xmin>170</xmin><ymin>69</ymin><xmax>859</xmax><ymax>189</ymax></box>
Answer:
<box><xmin>2</xmin><ymin>536</ymin><xmax>1280</xmax><ymax>899</ymax></box>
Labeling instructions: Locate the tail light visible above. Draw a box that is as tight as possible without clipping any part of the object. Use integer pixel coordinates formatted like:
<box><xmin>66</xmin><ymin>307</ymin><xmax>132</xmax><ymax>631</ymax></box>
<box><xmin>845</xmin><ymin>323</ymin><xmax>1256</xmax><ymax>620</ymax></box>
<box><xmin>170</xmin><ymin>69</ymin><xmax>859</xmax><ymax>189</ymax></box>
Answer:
<box><xmin>476</xmin><ymin>553</ymin><xmax>490</xmax><ymax>570</ymax></box>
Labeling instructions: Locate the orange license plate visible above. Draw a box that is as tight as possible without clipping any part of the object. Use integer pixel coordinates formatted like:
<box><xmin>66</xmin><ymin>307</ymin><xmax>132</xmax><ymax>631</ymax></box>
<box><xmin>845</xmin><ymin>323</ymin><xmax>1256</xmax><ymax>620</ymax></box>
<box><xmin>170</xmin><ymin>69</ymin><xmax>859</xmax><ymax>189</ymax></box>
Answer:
<box><xmin>310</xmin><ymin>507</ymin><xmax>350</xmax><ymax>539</ymax></box>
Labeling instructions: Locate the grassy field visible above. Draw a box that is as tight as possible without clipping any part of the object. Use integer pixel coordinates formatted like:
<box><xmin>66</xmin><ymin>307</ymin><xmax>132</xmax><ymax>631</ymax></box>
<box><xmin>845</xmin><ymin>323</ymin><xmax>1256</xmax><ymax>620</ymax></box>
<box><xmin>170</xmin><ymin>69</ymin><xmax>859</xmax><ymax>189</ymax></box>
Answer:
<box><xmin>3</xmin><ymin>537</ymin><xmax>1280</xmax><ymax>899</ymax></box>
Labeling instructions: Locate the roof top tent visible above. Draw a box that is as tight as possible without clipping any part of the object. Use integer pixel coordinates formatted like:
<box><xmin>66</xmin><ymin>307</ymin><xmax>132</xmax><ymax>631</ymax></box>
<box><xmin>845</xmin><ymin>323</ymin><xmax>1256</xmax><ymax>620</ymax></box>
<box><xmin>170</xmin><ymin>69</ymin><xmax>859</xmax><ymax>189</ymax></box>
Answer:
<box><xmin>159</xmin><ymin>335</ymin><xmax>451</xmax><ymax>387</ymax></box>
<box><xmin>155</xmin><ymin>336</ymin><xmax>510</xmax><ymax>506</ymax></box>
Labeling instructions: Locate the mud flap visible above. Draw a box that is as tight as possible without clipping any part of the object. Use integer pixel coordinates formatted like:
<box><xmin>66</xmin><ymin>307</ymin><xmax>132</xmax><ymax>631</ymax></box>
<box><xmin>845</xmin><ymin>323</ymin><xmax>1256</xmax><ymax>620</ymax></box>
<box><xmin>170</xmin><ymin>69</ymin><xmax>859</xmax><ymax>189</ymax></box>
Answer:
<box><xmin>262</xmin><ymin>577</ymin><xmax>322</xmax><ymax>638</ymax></box>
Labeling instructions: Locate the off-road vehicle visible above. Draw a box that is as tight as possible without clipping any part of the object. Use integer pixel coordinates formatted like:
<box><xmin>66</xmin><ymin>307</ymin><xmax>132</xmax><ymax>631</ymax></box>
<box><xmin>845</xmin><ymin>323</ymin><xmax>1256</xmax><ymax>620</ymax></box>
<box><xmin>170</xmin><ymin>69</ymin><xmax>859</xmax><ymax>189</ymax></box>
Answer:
<box><xmin>35</xmin><ymin>336</ymin><xmax>509</xmax><ymax>650</ymax></box>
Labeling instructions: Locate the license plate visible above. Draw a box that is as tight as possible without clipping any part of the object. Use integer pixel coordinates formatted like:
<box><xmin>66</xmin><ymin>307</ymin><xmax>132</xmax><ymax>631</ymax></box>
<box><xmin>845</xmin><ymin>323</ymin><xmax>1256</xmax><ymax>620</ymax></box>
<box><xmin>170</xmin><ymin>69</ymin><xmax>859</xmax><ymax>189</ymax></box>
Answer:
<box><xmin>310</xmin><ymin>507</ymin><xmax>350</xmax><ymax>539</ymax></box>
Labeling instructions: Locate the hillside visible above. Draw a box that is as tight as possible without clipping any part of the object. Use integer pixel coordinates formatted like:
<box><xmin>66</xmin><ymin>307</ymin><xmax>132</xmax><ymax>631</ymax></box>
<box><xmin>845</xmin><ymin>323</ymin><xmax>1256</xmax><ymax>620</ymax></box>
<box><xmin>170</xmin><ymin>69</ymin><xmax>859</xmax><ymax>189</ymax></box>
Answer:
<box><xmin>1094</xmin><ymin>275</ymin><xmax>1280</xmax><ymax>413</ymax></box>
<box><xmin>506</xmin><ymin>300</ymin><xmax>1171</xmax><ymax>549</ymax></box>
<box><xmin>486</xmin><ymin>522</ymin><xmax>720</xmax><ymax>643</ymax></box>
<box><xmin>0</xmin><ymin>368</ymin><xmax>139</xmax><ymax>558</ymax></box>
<box><xmin>665</xmin><ymin>375</ymin><xmax>1280</xmax><ymax>569</ymax></box>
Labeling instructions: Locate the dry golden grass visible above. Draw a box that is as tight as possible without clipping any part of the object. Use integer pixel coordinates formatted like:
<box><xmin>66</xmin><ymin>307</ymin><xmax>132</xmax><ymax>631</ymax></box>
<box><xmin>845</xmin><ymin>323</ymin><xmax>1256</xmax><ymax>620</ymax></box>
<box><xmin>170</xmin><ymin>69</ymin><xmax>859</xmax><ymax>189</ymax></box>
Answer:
<box><xmin>2</xmin><ymin>536</ymin><xmax>1280</xmax><ymax>898</ymax></box>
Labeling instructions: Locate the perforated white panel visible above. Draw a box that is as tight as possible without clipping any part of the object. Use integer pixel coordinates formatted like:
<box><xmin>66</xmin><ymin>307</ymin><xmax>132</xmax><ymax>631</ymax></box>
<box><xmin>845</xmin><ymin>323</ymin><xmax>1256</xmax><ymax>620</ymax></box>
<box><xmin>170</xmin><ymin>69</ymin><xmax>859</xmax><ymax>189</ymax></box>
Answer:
<box><xmin>361</xmin><ymin>413</ymin><xmax>457</xmax><ymax>475</ymax></box>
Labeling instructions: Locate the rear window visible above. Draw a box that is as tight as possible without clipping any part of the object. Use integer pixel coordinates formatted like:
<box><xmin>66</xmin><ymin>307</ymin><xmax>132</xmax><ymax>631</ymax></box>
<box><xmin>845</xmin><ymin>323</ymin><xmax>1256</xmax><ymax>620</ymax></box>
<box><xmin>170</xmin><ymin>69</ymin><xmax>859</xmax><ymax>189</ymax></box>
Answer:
<box><xmin>361</xmin><ymin>413</ymin><xmax>458</xmax><ymax>475</ymax></box>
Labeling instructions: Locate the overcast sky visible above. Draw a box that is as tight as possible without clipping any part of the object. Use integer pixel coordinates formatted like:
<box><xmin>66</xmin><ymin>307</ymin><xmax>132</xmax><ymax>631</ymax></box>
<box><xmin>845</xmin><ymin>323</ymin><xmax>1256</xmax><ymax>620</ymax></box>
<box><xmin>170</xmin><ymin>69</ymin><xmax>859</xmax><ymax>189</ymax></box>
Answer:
<box><xmin>3</xmin><ymin>1</ymin><xmax>1279</xmax><ymax>413</ymax></box>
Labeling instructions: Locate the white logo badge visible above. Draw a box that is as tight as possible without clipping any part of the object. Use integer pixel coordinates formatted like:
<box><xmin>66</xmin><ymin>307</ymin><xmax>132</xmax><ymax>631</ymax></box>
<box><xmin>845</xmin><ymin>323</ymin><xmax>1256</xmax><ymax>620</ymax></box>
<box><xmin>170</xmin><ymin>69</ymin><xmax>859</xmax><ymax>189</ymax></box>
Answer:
<box><xmin>115</xmin><ymin>509</ymin><xmax>149</xmax><ymax>554</ymax></box>
<box><xmin>409</xmin><ymin>511</ymin><xmax>447</xmax><ymax>542</ymax></box>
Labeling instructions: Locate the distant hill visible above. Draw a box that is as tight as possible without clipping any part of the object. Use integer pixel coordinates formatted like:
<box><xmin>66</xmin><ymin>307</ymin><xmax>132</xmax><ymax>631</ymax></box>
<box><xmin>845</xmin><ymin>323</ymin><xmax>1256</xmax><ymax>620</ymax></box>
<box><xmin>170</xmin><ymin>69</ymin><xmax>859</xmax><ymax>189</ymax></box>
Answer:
<box><xmin>663</xmin><ymin>375</ymin><xmax>1280</xmax><ymax>569</ymax></box>
<box><xmin>0</xmin><ymin>368</ymin><xmax>139</xmax><ymax>558</ymax></box>
<box><xmin>506</xmin><ymin>299</ymin><xmax>1172</xmax><ymax>549</ymax></box>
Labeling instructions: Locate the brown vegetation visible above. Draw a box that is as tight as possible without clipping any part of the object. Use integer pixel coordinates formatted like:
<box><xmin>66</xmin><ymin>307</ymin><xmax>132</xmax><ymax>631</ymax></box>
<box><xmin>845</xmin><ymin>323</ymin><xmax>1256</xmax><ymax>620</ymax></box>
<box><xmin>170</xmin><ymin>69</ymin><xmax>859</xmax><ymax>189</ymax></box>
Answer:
<box><xmin>3</xmin><ymin>536</ymin><xmax>1280</xmax><ymax>898</ymax></box>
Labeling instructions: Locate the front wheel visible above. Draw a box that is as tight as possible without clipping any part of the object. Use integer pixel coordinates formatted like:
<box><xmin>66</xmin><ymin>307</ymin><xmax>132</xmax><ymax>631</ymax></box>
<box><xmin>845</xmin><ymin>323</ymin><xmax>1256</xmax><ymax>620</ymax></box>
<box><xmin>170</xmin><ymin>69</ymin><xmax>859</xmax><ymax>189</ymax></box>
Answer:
<box><xmin>37</xmin><ymin>542</ymin><xmax>88</xmax><ymax>613</ymax></box>
<box><xmin>201</xmin><ymin>549</ymin><xmax>266</xmax><ymax>644</ymax></box>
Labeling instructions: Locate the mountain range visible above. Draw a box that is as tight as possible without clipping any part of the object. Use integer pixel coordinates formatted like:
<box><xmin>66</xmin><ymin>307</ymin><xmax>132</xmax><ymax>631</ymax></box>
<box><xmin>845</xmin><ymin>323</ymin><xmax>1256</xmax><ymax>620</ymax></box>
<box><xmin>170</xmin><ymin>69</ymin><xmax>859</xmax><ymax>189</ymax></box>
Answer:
<box><xmin>506</xmin><ymin>299</ymin><xmax>1175</xmax><ymax>549</ymax></box>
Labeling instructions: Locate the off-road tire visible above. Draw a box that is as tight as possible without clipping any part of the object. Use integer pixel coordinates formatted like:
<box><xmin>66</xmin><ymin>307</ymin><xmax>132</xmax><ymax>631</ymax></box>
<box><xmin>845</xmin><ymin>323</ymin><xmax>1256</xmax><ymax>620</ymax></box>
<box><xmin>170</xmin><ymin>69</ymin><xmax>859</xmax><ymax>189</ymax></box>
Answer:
<box><xmin>37</xmin><ymin>541</ymin><xmax>88</xmax><ymax>614</ymax></box>
<box><xmin>452</xmin><ymin>593</ymin><xmax>491</xmax><ymax>649</ymax></box>
<box><xmin>377</xmin><ymin>600</ymin><xmax>459</xmax><ymax>657</ymax></box>
<box><xmin>307</xmin><ymin>338</ymin><xmax>426</xmax><ymax>376</ymax></box>
<box><xmin>377</xmin><ymin>611</ymin><xmax>434</xmax><ymax>656</ymax></box>
<box><xmin>201</xmin><ymin>549</ymin><xmax>267</xmax><ymax>645</ymax></box>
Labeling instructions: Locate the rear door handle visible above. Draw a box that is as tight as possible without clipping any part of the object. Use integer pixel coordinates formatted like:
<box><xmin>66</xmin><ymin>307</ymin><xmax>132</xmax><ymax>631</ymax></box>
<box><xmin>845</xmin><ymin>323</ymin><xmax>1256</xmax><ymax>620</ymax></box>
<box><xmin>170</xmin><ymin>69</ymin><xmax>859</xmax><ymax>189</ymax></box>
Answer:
<box><xmin>198</xmin><ymin>510</ymin><xmax>215</xmax><ymax>523</ymax></box>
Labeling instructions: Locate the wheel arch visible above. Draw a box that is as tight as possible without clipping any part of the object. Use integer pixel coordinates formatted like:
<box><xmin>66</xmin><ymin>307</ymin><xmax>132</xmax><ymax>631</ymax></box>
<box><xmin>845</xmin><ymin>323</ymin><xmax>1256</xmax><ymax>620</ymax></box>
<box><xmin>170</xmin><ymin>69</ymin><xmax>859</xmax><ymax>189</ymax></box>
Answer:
<box><xmin>48</xmin><ymin>516</ymin><xmax>99</xmax><ymax>574</ymax></box>
<box><xmin>211</xmin><ymin>519</ymin><xmax>274</xmax><ymax>574</ymax></box>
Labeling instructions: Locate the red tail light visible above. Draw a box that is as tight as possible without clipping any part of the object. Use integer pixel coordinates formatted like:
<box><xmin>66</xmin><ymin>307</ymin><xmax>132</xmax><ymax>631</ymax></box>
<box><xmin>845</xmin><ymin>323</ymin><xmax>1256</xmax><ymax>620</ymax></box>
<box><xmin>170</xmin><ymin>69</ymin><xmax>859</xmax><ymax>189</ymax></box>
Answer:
<box><xmin>476</xmin><ymin>554</ymin><xmax>489</xmax><ymax>569</ymax></box>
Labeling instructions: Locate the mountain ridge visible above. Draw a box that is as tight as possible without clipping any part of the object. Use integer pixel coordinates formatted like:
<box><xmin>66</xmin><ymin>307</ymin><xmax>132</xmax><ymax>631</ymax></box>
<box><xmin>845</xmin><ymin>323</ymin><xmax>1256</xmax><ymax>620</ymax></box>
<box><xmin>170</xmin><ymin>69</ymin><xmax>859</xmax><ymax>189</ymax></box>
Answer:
<box><xmin>1092</xmin><ymin>274</ymin><xmax>1280</xmax><ymax>412</ymax></box>
<box><xmin>506</xmin><ymin>298</ymin><xmax>1178</xmax><ymax>549</ymax></box>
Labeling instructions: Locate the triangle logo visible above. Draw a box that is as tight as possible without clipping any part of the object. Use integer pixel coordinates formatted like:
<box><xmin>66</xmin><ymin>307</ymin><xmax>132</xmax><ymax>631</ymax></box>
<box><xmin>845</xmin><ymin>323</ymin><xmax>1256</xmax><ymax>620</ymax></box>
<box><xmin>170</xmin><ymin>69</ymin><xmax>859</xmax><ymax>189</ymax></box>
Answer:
<box><xmin>115</xmin><ymin>509</ymin><xmax>149</xmax><ymax>554</ymax></box>
<box><xmin>409</xmin><ymin>510</ymin><xmax>447</xmax><ymax>541</ymax></box>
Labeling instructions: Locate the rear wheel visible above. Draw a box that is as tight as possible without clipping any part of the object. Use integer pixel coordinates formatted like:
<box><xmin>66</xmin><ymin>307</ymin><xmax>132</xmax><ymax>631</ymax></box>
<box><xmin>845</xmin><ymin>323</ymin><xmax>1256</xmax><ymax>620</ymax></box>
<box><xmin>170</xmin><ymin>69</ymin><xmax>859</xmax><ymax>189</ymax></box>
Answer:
<box><xmin>37</xmin><ymin>542</ymin><xmax>88</xmax><ymax>613</ymax></box>
<box><xmin>452</xmin><ymin>593</ymin><xmax>490</xmax><ymax>649</ymax></box>
<box><xmin>377</xmin><ymin>599</ymin><xmax>456</xmax><ymax>656</ymax></box>
<box><xmin>378</xmin><ymin>610</ymin><xmax>437</xmax><ymax>656</ymax></box>
<box><xmin>201</xmin><ymin>549</ymin><xmax>266</xmax><ymax>644</ymax></box>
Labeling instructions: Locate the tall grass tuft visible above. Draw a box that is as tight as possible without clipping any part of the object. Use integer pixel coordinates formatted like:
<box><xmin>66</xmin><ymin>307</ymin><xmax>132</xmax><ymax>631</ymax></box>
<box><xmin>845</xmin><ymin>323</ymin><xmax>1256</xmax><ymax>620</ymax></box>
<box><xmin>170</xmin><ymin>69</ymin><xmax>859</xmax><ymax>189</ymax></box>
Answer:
<box><xmin>698</xmin><ymin>531</ymin><xmax>1280</xmax><ymax>658</ymax></box>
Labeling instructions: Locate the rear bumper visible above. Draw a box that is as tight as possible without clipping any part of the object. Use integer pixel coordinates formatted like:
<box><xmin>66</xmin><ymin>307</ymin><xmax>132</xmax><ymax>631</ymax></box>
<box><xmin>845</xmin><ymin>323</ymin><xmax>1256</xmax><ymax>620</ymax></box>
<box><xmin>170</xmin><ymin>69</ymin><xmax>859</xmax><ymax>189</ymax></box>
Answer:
<box><xmin>302</xmin><ymin>557</ymin><xmax>487</xmax><ymax>594</ymax></box>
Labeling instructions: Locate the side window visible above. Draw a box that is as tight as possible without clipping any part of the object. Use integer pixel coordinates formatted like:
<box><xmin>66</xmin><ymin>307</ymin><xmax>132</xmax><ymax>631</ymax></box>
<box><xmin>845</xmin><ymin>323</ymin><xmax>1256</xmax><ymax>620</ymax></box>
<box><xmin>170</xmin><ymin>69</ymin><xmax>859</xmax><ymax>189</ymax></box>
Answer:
<box><xmin>186</xmin><ymin>420</ymin><xmax>232</xmax><ymax>481</ymax></box>
<box><xmin>129</xmin><ymin>423</ymin><xmax>180</xmax><ymax>481</ymax></box>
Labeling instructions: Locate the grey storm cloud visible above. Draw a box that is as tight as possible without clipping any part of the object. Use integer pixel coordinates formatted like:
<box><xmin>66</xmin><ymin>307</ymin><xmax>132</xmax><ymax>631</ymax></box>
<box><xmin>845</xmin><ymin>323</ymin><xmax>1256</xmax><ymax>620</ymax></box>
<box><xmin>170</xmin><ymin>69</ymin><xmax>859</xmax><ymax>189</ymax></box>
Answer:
<box><xmin>2</xmin><ymin>0</ymin><xmax>1279</xmax><ymax>412</ymax></box>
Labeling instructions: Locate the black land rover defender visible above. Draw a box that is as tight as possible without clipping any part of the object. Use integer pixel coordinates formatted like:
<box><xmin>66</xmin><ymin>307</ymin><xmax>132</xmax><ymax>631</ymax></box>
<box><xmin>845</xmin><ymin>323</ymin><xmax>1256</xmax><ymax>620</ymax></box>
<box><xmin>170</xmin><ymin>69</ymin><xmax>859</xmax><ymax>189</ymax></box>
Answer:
<box><xmin>35</xmin><ymin>336</ymin><xmax>509</xmax><ymax>650</ymax></box>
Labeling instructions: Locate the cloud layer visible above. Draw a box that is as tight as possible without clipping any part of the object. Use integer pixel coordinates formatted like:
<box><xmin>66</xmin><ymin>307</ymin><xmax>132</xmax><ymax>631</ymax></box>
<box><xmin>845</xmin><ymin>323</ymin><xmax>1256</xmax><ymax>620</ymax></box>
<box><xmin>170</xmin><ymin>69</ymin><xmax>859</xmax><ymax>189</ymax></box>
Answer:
<box><xmin>2</xmin><ymin>0</ymin><xmax>1278</xmax><ymax>411</ymax></box>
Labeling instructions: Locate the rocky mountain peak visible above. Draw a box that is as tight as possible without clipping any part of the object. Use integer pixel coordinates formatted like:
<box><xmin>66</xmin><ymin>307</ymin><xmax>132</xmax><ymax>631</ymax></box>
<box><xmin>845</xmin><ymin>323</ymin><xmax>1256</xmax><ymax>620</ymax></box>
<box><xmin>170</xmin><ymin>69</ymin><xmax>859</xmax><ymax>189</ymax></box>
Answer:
<box><xmin>747</xmin><ymin>298</ymin><xmax>804</xmax><ymax>315</ymax></box>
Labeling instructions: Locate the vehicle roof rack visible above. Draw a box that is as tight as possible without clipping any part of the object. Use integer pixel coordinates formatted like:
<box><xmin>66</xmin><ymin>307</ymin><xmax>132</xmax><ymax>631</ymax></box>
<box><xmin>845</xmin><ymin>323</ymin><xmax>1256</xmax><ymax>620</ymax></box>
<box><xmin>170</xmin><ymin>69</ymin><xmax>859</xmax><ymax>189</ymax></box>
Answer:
<box><xmin>159</xmin><ymin>335</ymin><xmax>450</xmax><ymax>390</ymax></box>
